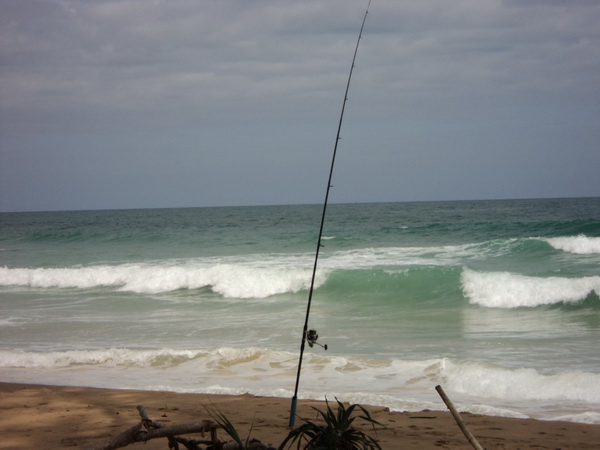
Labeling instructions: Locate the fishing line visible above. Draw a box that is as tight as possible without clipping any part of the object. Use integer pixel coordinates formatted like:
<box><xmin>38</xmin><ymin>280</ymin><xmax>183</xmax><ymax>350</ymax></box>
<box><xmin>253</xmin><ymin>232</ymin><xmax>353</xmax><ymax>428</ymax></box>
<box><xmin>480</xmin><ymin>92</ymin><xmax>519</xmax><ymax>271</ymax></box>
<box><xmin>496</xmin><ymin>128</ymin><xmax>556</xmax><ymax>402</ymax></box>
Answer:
<box><xmin>288</xmin><ymin>0</ymin><xmax>372</xmax><ymax>427</ymax></box>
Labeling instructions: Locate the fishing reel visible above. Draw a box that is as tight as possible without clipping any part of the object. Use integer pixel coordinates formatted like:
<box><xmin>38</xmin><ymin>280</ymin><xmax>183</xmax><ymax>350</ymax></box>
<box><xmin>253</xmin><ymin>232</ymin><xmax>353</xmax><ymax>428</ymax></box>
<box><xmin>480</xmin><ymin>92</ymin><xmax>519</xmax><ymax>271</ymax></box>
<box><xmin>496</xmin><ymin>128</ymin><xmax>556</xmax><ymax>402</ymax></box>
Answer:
<box><xmin>306</xmin><ymin>329</ymin><xmax>328</xmax><ymax>351</ymax></box>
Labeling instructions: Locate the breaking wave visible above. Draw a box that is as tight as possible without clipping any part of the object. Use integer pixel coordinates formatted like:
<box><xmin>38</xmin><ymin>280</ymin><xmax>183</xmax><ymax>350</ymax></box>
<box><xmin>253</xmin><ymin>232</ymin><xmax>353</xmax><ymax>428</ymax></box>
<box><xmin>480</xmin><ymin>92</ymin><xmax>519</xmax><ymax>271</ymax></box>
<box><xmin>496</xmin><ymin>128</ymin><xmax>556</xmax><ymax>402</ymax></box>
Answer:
<box><xmin>461</xmin><ymin>269</ymin><xmax>600</xmax><ymax>308</ymax></box>
<box><xmin>0</xmin><ymin>263</ymin><xmax>320</xmax><ymax>298</ymax></box>
<box><xmin>544</xmin><ymin>235</ymin><xmax>600</xmax><ymax>255</ymax></box>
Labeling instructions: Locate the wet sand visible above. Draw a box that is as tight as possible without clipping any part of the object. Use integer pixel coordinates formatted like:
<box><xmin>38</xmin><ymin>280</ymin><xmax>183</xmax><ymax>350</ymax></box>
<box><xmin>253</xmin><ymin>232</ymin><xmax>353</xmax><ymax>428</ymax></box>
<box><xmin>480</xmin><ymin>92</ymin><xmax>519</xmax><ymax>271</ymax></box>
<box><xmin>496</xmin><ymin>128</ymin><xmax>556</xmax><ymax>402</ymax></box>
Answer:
<box><xmin>1</xmin><ymin>382</ymin><xmax>599</xmax><ymax>449</ymax></box>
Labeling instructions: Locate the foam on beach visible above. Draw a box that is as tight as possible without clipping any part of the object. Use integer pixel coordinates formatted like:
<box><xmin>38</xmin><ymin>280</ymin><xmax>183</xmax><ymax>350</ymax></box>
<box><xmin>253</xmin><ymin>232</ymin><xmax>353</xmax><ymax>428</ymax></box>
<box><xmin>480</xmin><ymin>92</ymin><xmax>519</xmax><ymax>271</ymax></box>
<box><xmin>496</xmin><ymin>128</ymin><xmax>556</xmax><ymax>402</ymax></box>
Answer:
<box><xmin>2</xmin><ymin>347</ymin><xmax>600</xmax><ymax>423</ymax></box>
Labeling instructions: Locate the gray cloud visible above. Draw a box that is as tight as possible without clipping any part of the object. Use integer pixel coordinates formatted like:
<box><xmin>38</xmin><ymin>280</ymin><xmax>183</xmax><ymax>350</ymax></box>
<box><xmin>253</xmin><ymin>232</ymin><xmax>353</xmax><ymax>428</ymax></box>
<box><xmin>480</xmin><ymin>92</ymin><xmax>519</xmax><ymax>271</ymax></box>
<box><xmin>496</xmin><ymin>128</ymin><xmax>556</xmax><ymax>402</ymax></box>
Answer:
<box><xmin>1</xmin><ymin>0</ymin><xmax>599</xmax><ymax>211</ymax></box>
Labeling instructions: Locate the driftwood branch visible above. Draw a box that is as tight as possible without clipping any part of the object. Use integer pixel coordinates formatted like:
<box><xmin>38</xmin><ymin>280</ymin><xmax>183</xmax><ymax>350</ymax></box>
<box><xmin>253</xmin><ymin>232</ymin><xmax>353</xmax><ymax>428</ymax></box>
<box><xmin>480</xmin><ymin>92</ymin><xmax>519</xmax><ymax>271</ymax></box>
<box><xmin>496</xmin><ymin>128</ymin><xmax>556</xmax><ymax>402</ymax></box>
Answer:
<box><xmin>85</xmin><ymin>405</ymin><xmax>217</xmax><ymax>450</ymax></box>
<box><xmin>137</xmin><ymin>405</ymin><xmax>217</xmax><ymax>449</ymax></box>
<box><xmin>435</xmin><ymin>385</ymin><xmax>485</xmax><ymax>450</ymax></box>
<box><xmin>86</xmin><ymin>405</ymin><xmax>275</xmax><ymax>450</ymax></box>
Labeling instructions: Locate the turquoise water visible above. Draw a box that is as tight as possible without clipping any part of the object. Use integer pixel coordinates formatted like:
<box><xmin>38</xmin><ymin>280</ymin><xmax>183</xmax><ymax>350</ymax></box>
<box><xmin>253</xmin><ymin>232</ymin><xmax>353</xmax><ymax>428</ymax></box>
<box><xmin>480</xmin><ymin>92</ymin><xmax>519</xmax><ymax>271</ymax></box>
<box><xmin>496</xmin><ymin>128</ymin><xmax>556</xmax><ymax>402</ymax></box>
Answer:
<box><xmin>1</xmin><ymin>198</ymin><xmax>600</xmax><ymax>423</ymax></box>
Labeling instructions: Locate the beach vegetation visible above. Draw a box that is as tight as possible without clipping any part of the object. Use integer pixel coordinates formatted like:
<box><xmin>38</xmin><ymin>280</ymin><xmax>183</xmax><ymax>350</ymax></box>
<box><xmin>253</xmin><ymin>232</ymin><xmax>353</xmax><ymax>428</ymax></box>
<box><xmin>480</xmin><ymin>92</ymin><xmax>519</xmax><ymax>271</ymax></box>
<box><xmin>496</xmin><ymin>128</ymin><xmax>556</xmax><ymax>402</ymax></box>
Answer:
<box><xmin>207</xmin><ymin>406</ymin><xmax>277</xmax><ymax>449</ymax></box>
<box><xmin>278</xmin><ymin>398</ymin><xmax>383</xmax><ymax>450</ymax></box>
<box><xmin>208</xmin><ymin>406</ymin><xmax>253</xmax><ymax>448</ymax></box>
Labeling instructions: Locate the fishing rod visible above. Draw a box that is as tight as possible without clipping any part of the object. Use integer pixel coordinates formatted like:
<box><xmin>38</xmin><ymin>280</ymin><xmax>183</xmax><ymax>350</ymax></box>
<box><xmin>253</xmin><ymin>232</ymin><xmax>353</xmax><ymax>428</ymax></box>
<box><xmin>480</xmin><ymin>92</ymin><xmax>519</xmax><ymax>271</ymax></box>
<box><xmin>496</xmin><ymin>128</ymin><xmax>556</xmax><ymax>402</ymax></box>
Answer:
<box><xmin>288</xmin><ymin>0</ymin><xmax>372</xmax><ymax>428</ymax></box>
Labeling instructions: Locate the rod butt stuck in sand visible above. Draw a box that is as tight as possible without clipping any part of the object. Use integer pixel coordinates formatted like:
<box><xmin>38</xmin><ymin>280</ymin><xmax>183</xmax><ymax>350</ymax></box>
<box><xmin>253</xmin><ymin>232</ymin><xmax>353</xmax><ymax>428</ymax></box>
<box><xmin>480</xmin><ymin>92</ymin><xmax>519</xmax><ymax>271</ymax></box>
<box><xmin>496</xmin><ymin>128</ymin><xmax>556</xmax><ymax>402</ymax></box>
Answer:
<box><xmin>288</xmin><ymin>0</ymin><xmax>372</xmax><ymax>428</ymax></box>
<box><xmin>435</xmin><ymin>385</ymin><xmax>485</xmax><ymax>450</ymax></box>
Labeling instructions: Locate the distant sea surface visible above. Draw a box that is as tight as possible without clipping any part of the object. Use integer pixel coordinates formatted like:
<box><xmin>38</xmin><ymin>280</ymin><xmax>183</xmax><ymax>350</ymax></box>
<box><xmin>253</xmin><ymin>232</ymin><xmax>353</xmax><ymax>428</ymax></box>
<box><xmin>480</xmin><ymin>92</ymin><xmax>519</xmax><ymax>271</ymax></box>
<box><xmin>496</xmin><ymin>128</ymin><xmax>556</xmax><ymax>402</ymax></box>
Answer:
<box><xmin>1</xmin><ymin>198</ymin><xmax>600</xmax><ymax>423</ymax></box>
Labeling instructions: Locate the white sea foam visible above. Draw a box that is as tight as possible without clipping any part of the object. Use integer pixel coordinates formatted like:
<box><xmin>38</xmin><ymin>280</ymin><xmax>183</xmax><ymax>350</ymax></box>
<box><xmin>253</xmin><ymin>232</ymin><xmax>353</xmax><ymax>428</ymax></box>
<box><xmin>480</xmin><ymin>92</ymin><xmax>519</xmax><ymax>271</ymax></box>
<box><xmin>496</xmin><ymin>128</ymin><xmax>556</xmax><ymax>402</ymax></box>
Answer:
<box><xmin>0</xmin><ymin>348</ymin><xmax>204</xmax><ymax>368</ymax></box>
<box><xmin>461</xmin><ymin>269</ymin><xmax>600</xmax><ymax>308</ymax></box>
<box><xmin>322</xmin><ymin>243</ymin><xmax>488</xmax><ymax>269</ymax></box>
<box><xmin>0</xmin><ymin>316</ymin><xmax>24</xmax><ymax>327</ymax></box>
<box><xmin>0</xmin><ymin>242</ymin><xmax>484</xmax><ymax>296</ymax></box>
<box><xmin>0</xmin><ymin>264</ymin><xmax>321</xmax><ymax>298</ymax></box>
<box><xmin>2</xmin><ymin>348</ymin><xmax>599</xmax><ymax>416</ymax></box>
<box><xmin>443</xmin><ymin>359</ymin><xmax>600</xmax><ymax>403</ymax></box>
<box><xmin>0</xmin><ymin>236</ymin><xmax>595</xmax><ymax>299</ymax></box>
<box><xmin>550</xmin><ymin>411</ymin><xmax>600</xmax><ymax>424</ymax></box>
<box><xmin>545</xmin><ymin>235</ymin><xmax>600</xmax><ymax>254</ymax></box>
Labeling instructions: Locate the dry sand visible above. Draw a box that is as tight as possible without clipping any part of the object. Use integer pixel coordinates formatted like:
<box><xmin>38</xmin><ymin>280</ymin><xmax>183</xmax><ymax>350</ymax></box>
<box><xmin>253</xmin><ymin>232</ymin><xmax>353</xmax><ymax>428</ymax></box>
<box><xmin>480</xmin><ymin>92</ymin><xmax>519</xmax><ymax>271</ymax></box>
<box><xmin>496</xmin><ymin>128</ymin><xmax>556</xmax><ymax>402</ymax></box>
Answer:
<box><xmin>1</xmin><ymin>382</ymin><xmax>599</xmax><ymax>449</ymax></box>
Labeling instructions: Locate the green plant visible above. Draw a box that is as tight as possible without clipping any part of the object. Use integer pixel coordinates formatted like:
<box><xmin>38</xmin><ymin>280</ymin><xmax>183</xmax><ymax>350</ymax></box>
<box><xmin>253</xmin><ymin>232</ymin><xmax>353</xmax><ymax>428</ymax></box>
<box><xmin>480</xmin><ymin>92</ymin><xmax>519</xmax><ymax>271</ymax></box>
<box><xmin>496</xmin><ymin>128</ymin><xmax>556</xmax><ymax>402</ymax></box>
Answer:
<box><xmin>206</xmin><ymin>407</ymin><xmax>278</xmax><ymax>449</ymax></box>
<box><xmin>208</xmin><ymin>406</ymin><xmax>253</xmax><ymax>449</ymax></box>
<box><xmin>279</xmin><ymin>398</ymin><xmax>383</xmax><ymax>450</ymax></box>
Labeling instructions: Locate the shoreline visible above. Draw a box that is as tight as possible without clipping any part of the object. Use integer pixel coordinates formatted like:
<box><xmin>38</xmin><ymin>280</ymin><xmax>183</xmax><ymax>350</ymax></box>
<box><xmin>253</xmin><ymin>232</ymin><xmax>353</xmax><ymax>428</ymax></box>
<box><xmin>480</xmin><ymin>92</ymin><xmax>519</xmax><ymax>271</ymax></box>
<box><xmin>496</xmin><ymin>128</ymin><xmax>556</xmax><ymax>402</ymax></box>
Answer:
<box><xmin>1</xmin><ymin>382</ymin><xmax>599</xmax><ymax>449</ymax></box>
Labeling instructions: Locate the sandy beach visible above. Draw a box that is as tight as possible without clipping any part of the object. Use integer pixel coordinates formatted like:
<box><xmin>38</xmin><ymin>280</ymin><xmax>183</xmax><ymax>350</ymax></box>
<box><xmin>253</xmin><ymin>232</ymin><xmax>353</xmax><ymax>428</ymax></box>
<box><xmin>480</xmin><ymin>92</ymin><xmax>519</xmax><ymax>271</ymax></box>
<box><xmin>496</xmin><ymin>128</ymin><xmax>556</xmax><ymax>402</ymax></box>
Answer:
<box><xmin>1</xmin><ymin>383</ymin><xmax>599</xmax><ymax>449</ymax></box>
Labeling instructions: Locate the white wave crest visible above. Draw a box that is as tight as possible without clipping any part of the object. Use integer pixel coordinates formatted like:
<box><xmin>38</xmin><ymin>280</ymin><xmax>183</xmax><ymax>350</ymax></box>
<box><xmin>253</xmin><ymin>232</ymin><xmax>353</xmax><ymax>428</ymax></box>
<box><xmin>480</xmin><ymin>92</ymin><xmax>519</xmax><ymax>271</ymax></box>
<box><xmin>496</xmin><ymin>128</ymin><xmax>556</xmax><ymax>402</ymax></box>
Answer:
<box><xmin>0</xmin><ymin>240</ymin><xmax>493</xmax><ymax>297</ymax></box>
<box><xmin>443</xmin><ymin>359</ymin><xmax>600</xmax><ymax>404</ymax></box>
<box><xmin>545</xmin><ymin>235</ymin><xmax>600</xmax><ymax>255</ymax></box>
<box><xmin>461</xmin><ymin>269</ymin><xmax>600</xmax><ymax>308</ymax></box>
<box><xmin>0</xmin><ymin>348</ymin><xmax>204</xmax><ymax>368</ymax></box>
<box><xmin>0</xmin><ymin>263</ymin><xmax>321</xmax><ymax>298</ymax></box>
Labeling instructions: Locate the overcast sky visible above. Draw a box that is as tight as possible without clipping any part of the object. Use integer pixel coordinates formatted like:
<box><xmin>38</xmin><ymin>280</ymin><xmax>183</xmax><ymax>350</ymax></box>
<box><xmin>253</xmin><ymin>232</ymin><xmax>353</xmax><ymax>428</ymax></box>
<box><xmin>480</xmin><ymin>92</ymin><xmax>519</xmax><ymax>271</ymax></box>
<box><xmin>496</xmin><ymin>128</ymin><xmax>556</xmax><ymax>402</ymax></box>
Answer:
<box><xmin>1</xmin><ymin>0</ymin><xmax>599</xmax><ymax>212</ymax></box>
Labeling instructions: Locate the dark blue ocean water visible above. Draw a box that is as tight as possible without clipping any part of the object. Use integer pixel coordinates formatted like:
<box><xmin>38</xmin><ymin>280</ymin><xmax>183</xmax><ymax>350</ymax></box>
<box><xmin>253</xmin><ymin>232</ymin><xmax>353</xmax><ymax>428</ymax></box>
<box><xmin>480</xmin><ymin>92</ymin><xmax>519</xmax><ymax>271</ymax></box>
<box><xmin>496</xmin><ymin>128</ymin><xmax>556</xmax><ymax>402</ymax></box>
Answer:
<box><xmin>1</xmin><ymin>198</ymin><xmax>599</xmax><ymax>422</ymax></box>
